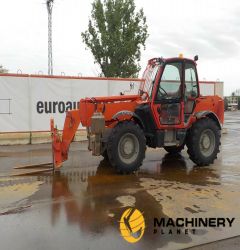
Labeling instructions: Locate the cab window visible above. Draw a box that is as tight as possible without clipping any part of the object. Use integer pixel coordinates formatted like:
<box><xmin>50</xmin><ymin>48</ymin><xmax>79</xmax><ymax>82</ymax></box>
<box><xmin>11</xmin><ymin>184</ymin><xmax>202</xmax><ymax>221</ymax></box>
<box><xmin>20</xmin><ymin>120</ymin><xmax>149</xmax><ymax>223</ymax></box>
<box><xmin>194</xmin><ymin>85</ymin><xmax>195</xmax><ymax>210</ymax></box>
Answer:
<box><xmin>156</xmin><ymin>62</ymin><xmax>182</xmax><ymax>101</ymax></box>
<box><xmin>184</xmin><ymin>63</ymin><xmax>198</xmax><ymax>98</ymax></box>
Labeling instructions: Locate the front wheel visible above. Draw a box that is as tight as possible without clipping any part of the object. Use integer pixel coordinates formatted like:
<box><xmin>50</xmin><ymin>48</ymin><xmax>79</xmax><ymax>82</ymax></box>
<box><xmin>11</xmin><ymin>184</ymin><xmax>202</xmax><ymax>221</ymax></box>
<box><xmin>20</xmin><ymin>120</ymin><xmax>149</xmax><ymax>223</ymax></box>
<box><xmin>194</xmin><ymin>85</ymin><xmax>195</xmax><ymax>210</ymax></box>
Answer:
<box><xmin>186</xmin><ymin>118</ymin><xmax>221</xmax><ymax>166</ymax></box>
<box><xmin>107</xmin><ymin>121</ymin><xmax>146</xmax><ymax>174</ymax></box>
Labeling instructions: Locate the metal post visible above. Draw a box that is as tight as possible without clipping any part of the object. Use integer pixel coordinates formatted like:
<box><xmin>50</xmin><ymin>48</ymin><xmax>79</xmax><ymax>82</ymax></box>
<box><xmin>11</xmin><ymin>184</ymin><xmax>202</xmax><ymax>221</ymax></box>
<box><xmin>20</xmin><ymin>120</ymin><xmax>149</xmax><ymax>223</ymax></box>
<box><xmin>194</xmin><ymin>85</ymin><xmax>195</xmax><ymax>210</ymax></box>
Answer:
<box><xmin>46</xmin><ymin>0</ymin><xmax>54</xmax><ymax>75</ymax></box>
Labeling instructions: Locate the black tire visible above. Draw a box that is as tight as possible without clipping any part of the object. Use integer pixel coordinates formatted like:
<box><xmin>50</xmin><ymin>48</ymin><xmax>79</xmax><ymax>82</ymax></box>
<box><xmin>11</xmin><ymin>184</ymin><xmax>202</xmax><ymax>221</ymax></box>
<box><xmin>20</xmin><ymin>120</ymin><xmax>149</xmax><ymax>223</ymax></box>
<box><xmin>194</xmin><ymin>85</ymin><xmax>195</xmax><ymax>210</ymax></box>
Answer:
<box><xmin>186</xmin><ymin>118</ymin><xmax>221</xmax><ymax>166</ymax></box>
<box><xmin>164</xmin><ymin>144</ymin><xmax>185</xmax><ymax>154</ymax></box>
<box><xmin>107</xmin><ymin>121</ymin><xmax>146</xmax><ymax>174</ymax></box>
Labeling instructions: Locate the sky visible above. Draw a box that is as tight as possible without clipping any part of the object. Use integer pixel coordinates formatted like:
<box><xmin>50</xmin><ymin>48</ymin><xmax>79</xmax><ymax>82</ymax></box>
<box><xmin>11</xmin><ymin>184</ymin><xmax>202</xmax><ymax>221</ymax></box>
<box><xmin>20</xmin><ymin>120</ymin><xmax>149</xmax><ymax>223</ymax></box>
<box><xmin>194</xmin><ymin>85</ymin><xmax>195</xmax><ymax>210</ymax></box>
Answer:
<box><xmin>0</xmin><ymin>0</ymin><xmax>240</xmax><ymax>95</ymax></box>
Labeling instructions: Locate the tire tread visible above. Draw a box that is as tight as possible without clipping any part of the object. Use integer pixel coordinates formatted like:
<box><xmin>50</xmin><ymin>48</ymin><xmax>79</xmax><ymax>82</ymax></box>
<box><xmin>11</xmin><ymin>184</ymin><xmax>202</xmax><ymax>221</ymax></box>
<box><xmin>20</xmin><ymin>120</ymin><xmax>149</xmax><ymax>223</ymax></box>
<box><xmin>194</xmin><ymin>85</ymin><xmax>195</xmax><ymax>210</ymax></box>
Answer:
<box><xmin>186</xmin><ymin>118</ymin><xmax>221</xmax><ymax>166</ymax></box>
<box><xmin>107</xmin><ymin>120</ymin><xmax>146</xmax><ymax>174</ymax></box>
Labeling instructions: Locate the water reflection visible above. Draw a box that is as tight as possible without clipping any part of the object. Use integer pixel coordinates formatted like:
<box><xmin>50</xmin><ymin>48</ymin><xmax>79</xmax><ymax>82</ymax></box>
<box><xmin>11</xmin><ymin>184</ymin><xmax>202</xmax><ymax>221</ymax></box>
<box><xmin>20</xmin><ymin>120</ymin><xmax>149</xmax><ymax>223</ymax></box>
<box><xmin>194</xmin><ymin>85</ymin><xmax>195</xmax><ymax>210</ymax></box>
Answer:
<box><xmin>45</xmin><ymin>153</ymin><xmax>221</xmax><ymax>249</ymax></box>
<box><xmin>148</xmin><ymin>153</ymin><xmax>220</xmax><ymax>186</ymax></box>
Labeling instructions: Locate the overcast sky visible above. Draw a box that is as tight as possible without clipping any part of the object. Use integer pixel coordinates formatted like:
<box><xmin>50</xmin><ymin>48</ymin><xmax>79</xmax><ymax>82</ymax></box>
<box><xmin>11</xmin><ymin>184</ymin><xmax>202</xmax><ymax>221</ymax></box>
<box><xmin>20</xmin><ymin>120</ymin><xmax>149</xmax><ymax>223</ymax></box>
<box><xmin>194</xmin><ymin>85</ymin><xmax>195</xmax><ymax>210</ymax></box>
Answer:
<box><xmin>0</xmin><ymin>0</ymin><xmax>240</xmax><ymax>95</ymax></box>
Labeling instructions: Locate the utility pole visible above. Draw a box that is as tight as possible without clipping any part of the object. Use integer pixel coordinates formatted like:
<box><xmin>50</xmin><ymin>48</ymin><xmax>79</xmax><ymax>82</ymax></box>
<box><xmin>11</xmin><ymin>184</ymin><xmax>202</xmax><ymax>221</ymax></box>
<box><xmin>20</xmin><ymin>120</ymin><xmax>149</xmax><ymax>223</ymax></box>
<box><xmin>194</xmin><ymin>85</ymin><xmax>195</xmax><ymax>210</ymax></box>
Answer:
<box><xmin>46</xmin><ymin>0</ymin><xmax>54</xmax><ymax>75</ymax></box>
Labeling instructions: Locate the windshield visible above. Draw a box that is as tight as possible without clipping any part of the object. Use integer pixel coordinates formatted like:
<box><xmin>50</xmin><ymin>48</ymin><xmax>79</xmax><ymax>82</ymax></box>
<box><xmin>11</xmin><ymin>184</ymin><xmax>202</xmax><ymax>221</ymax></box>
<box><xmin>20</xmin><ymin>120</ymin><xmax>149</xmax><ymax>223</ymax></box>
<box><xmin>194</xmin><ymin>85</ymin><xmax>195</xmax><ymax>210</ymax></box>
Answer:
<box><xmin>140</xmin><ymin>64</ymin><xmax>160</xmax><ymax>99</ymax></box>
<box><xmin>156</xmin><ymin>62</ymin><xmax>182</xmax><ymax>101</ymax></box>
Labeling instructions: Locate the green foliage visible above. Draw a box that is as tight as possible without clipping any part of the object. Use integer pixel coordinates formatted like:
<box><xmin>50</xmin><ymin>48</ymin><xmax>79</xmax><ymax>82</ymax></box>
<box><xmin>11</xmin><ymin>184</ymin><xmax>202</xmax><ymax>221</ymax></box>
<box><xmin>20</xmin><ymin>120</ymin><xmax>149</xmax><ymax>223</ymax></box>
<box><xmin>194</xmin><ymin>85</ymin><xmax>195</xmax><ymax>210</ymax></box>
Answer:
<box><xmin>0</xmin><ymin>65</ymin><xmax>8</xmax><ymax>74</ymax></box>
<box><xmin>82</xmin><ymin>0</ymin><xmax>148</xmax><ymax>77</ymax></box>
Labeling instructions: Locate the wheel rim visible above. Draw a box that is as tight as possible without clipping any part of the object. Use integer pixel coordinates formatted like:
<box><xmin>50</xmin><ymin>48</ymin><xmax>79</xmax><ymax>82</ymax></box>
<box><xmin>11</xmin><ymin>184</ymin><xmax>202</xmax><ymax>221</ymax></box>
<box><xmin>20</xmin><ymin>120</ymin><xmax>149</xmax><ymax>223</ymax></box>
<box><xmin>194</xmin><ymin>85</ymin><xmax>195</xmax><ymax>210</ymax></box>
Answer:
<box><xmin>118</xmin><ymin>133</ymin><xmax>139</xmax><ymax>164</ymax></box>
<box><xmin>199</xmin><ymin>129</ymin><xmax>216</xmax><ymax>157</ymax></box>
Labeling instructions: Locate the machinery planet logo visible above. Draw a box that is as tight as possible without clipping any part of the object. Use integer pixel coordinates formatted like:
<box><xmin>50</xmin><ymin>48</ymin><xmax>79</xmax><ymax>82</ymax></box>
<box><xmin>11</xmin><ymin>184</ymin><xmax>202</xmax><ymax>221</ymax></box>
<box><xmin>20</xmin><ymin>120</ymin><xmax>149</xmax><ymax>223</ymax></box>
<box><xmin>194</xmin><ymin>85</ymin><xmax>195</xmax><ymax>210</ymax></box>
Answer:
<box><xmin>119</xmin><ymin>208</ymin><xmax>235</xmax><ymax>243</ymax></box>
<box><xmin>119</xmin><ymin>208</ymin><xmax>145</xmax><ymax>243</ymax></box>
<box><xmin>153</xmin><ymin>217</ymin><xmax>235</xmax><ymax>235</ymax></box>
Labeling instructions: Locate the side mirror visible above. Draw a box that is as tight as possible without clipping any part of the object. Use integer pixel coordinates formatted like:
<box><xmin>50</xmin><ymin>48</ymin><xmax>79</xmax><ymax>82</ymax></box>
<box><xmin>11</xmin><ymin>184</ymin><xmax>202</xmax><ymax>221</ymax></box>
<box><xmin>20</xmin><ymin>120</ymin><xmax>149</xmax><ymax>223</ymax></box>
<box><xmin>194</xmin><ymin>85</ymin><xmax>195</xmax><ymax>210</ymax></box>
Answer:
<box><xmin>194</xmin><ymin>55</ymin><xmax>198</xmax><ymax>61</ymax></box>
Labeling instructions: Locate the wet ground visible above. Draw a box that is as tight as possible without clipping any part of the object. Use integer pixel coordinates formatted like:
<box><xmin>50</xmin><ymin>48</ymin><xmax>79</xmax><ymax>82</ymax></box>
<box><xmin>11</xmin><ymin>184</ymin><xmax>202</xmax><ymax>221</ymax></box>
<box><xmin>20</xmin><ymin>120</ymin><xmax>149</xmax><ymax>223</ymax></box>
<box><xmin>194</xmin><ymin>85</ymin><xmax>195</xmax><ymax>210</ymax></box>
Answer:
<box><xmin>0</xmin><ymin>111</ymin><xmax>240</xmax><ymax>250</ymax></box>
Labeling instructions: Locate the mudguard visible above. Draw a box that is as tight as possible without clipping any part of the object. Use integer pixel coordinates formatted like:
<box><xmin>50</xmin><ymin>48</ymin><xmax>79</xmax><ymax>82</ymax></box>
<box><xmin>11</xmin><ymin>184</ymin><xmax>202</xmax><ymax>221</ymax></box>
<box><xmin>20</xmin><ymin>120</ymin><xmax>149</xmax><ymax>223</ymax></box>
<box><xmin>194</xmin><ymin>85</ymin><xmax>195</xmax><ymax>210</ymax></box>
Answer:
<box><xmin>195</xmin><ymin>111</ymin><xmax>222</xmax><ymax>129</ymax></box>
<box><xmin>112</xmin><ymin>110</ymin><xmax>145</xmax><ymax>129</ymax></box>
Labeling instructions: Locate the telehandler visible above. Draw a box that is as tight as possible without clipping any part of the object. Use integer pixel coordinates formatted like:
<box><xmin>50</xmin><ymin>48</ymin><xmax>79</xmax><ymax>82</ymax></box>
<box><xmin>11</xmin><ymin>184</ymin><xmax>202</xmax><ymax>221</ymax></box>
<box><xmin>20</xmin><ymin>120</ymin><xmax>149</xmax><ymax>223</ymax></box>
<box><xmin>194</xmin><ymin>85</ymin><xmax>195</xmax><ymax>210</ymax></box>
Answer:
<box><xmin>51</xmin><ymin>55</ymin><xmax>224</xmax><ymax>173</ymax></box>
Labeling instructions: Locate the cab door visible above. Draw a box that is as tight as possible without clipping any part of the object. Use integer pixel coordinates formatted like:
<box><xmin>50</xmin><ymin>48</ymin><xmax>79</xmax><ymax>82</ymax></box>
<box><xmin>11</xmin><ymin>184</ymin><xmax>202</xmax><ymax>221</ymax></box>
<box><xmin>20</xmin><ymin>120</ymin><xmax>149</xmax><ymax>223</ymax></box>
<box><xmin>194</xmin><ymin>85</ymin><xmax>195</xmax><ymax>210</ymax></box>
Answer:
<box><xmin>183</xmin><ymin>62</ymin><xmax>199</xmax><ymax>123</ymax></box>
<box><xmin>151</xmin><ymin>61</ymin><xmax>184</xmax><ymax>128</ymax></box>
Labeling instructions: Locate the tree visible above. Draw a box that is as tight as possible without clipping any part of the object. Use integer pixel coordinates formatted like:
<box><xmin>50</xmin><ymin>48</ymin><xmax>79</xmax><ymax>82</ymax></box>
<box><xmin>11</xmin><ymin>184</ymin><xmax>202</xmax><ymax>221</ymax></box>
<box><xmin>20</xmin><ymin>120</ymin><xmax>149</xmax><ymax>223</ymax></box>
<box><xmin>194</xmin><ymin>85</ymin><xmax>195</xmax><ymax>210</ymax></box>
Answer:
<box><xmin>0</xmin><ymin>65</ymin><xmax>8</xmax><ymax>74</ymax></box>
<box><xmin>82</xmin><ymin>0</ymin><xmax>148</xmax><ymax>78</ymax></box>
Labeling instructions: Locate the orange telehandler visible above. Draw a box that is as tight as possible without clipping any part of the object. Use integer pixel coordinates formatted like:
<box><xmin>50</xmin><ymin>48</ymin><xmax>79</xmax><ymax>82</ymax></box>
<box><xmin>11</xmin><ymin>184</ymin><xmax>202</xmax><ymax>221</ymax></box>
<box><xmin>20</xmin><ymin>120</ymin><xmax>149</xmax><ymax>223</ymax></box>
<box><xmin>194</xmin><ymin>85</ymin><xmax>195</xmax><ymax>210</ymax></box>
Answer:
<box><xmin>51</xmin><ymin>55</ymin><xmax>224</xmax><ymax>173</ymax></box>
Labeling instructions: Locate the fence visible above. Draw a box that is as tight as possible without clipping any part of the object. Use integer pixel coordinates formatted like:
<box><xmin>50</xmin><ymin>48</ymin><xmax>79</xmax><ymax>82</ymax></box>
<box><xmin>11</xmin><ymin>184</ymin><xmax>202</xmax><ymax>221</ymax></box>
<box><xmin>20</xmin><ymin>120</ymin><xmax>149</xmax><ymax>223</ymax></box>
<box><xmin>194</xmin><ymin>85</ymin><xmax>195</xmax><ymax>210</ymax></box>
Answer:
<box><xmin>0</xmin><ymin>74</ymin><xmax>142</xmax><ymax>133</ymax></box>
<box><xmin>0</xmin><ymin>74</ymin><xmax>223</xmax><ymax>144</ymax></box>
<box><xmin>199</xmin><ymin>81</ymin><xmax>223</xmax><ymax>98</ymax></box>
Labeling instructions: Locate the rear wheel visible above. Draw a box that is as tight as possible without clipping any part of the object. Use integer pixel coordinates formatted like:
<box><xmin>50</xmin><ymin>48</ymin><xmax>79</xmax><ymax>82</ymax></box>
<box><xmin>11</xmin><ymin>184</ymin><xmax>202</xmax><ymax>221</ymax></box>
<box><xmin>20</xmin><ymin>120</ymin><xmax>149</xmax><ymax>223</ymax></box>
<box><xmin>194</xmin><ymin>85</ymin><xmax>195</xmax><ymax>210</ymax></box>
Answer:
<box><xmin>186</xmin><ymin>118</ymin><xmax>221</xmax><ymax>166</ymax></box>
<box><xmin>107</xmin><ymin>121</ymin><xmax>146</xmax><ymax>174</ymax></box>
<box><xmin>164</xmin><ymin>144</ymin><xmax>184</xmax><ymax>154</ymax></box>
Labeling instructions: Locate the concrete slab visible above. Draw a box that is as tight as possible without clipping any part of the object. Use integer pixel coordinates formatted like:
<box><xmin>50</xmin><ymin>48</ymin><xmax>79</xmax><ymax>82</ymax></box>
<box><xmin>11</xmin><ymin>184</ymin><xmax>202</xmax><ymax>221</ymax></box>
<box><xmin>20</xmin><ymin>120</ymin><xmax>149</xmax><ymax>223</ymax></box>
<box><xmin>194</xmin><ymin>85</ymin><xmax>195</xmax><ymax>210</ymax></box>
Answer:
<box><xmin>0</xmin><ymin>132</ymin><xmax>30</xmax><ymax>145</ymax></box>
<box><xmin>0</xmin><ymin>130</ymin><xmax>87</xmax><ymax>145</ymax></box>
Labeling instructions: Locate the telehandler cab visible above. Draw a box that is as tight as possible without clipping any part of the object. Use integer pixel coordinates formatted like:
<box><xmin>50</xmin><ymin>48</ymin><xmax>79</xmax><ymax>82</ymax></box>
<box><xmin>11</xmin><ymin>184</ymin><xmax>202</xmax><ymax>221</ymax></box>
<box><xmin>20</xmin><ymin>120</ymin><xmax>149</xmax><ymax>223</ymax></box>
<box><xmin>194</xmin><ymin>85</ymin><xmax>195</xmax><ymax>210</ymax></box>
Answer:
<box><xmin>51</xmin><ymin>55</ymin><xmax>224</xmax><ymax>173</ymax></box>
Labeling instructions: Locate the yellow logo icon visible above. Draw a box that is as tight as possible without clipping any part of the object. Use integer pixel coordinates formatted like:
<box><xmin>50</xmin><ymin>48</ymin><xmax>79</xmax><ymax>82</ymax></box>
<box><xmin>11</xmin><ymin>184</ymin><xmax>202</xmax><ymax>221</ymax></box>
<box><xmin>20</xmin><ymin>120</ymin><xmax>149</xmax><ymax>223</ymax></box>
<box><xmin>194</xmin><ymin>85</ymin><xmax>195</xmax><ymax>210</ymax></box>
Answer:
<box><xmin>119</xmin><ymin>208</ymin><xmax>145</xmax><ymax>243</ymax></box>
